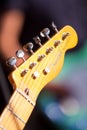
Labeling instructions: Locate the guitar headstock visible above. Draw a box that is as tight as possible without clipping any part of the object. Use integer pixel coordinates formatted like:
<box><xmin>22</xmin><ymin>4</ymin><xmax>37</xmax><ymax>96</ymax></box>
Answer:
<box><xmin>8</xmin><ymin>25</ymin><xmax>78</xmax><ymax>100</ymax></box>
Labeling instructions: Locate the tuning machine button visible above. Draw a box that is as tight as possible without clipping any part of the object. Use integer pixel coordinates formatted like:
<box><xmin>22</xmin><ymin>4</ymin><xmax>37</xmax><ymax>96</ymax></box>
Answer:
<box><xmin>23</xmin><ymin>42</ymin><xmax>34</xmax><ymax>54</ymax></box>
<box><xmin>51</xmin><ymin>22</ymin><xmax>58</xmax><ymax>33</ymax></box>
<box><xmin>16</xmin><ymin>50</ymin><xmax>25</xmax><ymax>61</ymax></box>
<box><xmin>6</xmin><ymin>57</ymin><xmax>17</xmax><ymax>69</ymax></box>
<box><xmin>40</xmin><ymin>28</ymin><xmax>50</xmax><ymax>40</ymax></box>
<box><xmin>33</xmin><ymin>36</ymin><xmax>42</xmax><ymax>47</ymax></box>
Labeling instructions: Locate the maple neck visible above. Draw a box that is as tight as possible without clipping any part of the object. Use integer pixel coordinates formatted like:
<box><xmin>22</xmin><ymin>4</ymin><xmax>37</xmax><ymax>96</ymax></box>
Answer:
<box><xmin>0</xmin><ymin>89</ymin><xmax>35</xmax><ymax>130</ymax></box>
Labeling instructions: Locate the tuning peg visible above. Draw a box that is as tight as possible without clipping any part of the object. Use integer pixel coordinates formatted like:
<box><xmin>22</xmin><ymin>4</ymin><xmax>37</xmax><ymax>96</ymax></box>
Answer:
<box><xmin>40</xmin><ymin>28</ymin><xmax>50</xmax><ymax>40</ymax></box>
<box><xmin>33</xmin><ymin>36</ymin><xmax>42</xmax><ymax>47</ymax></box>
<box><xmin>23</xmin><ymin>42</ymin><xmax>34</xmax><ymax>54</ymax></box>
<box><xmin>51</xmin><ymin>22</ymin><xmax>58</xmax><ymax>33</ymax></box>
<box><xmin>16</xmin><ymin>50</ymin><xmax>25</xmax><ymax>61</ymax></box>
<box><xmin>6</xmin><ymin>57</ymin><xmax>17</xmax><ymax>69</ymax></box>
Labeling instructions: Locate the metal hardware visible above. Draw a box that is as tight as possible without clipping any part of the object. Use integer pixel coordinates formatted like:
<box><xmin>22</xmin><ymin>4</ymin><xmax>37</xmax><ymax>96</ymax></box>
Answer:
<box><xmin>6</xmin><ymin>57</ymin><xmax>17</xmax><ymax>69</ymax></box>
<box><xmin>40</xmin><ymin>28</ymin><xmax>50</xmax><ymax>39</ymax></box>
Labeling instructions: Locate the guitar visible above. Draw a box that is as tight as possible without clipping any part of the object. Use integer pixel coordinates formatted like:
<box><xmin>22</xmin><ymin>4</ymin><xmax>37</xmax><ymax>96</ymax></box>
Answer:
<box><xmin>0</xmin><ymin>25</ymin><xmax>78</xmax><ymax>130</ymax></box>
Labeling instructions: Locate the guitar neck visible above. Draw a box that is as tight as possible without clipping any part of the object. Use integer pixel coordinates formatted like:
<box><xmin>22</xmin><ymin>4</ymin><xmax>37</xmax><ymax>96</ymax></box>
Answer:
<box><xmin>0</xmin><ymin>89</ymin><xmax>35</xmax><ymax>130</ymax></box>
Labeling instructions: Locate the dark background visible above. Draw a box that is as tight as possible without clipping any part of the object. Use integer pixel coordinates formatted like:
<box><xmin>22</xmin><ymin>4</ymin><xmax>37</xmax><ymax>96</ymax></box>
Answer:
<box><xmin>0</xmin><ymin>0</ymin><xmax>87</xmax><ymax>129</ymax></box>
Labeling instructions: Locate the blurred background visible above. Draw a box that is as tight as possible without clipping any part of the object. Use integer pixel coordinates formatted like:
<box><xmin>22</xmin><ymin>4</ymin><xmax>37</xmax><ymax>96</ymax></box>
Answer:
<box><xmin>0</xmin><ymin>0</ymin><xmax>87</xmax><ymax>130</ymax></box>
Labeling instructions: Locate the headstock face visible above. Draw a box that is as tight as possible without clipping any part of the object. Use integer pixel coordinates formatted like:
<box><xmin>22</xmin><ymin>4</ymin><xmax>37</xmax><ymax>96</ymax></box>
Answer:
<box><xmin>8</xmin><ymin>25</ymin><xmax>78</xmax><ymax>99</ymax></box>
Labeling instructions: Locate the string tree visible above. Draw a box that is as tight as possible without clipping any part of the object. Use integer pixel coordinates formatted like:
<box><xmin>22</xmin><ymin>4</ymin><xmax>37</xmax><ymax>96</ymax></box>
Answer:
<box><xmin>24</xmin><ymin>88</ymin><xmax>29</xmax><ymax>96</ymax></box>
<box><xmin>33</xmin><ymin>36</ymin><xmax>42</xmax><ymax>47</ymax></box>
<box><xmin>6</xmin><ymin>57</ymin><xmax>17</xmax><ymax>69</ymax></box>
<box><xmin>40</xmin><ymin>28</ymin><xmax>50</xmax><ymax>40</ymax></box>
<box><xmin>23</xmin><ymin>42</ymin><xmax>34</xmax><ymax>54</ymax></box>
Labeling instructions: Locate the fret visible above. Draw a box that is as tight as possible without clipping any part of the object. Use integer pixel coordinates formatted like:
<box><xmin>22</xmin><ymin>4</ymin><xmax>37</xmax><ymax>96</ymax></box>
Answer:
<box><xmin>0</xmin><ymin>107</ymin><xmax>25</xmax><ymax>130</ymax></box>
<box><xmin>0</xmin><ymin>89</ymin><xmax>35</xmax><ymax>130</ymax></box>
<box><xmin>7</xmin><ymin>106</ymin><xmax>26</xmax><ymax>124</ymax></box>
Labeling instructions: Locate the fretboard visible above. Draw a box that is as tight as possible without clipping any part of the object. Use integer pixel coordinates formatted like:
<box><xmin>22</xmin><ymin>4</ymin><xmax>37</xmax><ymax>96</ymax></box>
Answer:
<box><xmin>0</xmin><ymin>89</ymin><xmax>36</xmax><ymax>130</ymax></box>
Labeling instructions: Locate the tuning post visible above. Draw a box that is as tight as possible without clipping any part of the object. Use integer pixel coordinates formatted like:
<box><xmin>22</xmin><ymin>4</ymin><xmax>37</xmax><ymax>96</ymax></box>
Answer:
<box><xmin>62</xmin><ymin>32</ymin><xmax>70</xmax><ymax>40</ymax></box>
<box><xmin>51</xmin><ymin>22</ymin><xmax>58</xmax><ymax>33</ymax></box>
<box><xmin>6</xmin><ymin>57</ymin><xmax>17</xmax><ymax>69</ymax></box>
<box><xmin>23</xmin><ymin>42</ymin><xmax>34</xmax><ymax>54</ymax></box>
<box><xmin>32</xmin><ymin>71</ymin><xmax>39</xmax><ymax>79</ymax></box>
<box><xmin>43</xmin><ymin>67</ymin><xmax>50</xmax><ymax>75</ymax></box>
<box><xmin>40</xmin><ymin>28</ymin><xmax>50</xmax><ymax>40</ymax></box>
<box><xmin>54</xmin><ymin>40</ymin><xmax>61</xmax><ymax>47</ymax></box>
<box><xmin>46</xmin><ymin>47</ymin><xmax>53</xmax><ymax>55</ymax></box>
<box><xmin>21</xmin><ymin>69</ymin><xmax>28</xmax><ymax>77</ymax></box>
<box><xmin>29</xmin><ymin>62</ymin><xmax>37</xmax><ymax>69</ymax></box>
<box><xmin>33</xmin><ymin>36</ymin><xmax>42</xmax><ymax>47</ymax></box>
<box><xmin>16</xmin><ymin>50</ymin><xmax>25</xmax><ymax>61</ymax></box>
<box><xmin>37</xmin><ymin>54</ymin><xmax>45</xmax><ymax>62</ymax></box>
